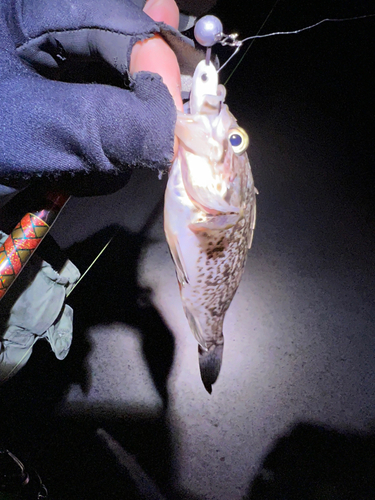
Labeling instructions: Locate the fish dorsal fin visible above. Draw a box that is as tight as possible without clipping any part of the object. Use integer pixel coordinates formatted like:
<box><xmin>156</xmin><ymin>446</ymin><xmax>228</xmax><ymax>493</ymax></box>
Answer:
<box><xmin>248</xmin><ymin>190</ymin><xmax>257</xmax><ymax>249</ymax></box>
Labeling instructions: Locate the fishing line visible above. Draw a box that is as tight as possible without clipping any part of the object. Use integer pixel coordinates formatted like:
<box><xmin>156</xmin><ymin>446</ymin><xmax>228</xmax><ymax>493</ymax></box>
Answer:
<box><xmin>66</xmin><ymin>235</ymin><xmax>114</xmax><ymax>297</ymax></box>
<box><xmin>222</xmin><ymin>12</ymin><xmax>375</xmax><ymax>84</ymax></box>
<box><xmin>66</xmin><ymin>194</ymin><xmax>165</xmax><ymax>298</ymax></box>
<box><xmin>224</xmin><ymin>0</ymin><xmax>282</xmax><ymax>84</ymax></box>
<box><xmin>0</xmin><ymin>338</ymin><xmax>37</xmax><ymax>385</ymax></box>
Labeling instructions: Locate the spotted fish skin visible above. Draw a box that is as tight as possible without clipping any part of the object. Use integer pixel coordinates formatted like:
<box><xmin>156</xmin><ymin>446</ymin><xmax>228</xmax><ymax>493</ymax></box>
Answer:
<box><xmin>164</xmin><ymin>60</ymin><xmax>256</xmax><ymax>393</ymax></box>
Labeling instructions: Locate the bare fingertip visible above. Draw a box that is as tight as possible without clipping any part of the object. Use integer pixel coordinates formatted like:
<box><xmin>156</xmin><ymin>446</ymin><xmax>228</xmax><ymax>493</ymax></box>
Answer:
<box><xmin>144</xmin><ymin>0</ymin><xmax>180</xmax><ymax>29</ymax></box>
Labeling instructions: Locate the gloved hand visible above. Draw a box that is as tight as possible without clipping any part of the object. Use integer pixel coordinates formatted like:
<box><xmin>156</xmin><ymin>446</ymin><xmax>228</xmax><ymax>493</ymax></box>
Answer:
<box><xmin>0</xmin><ymin>0</ymin><xmax>207</xmax><ymax>196</ymax></box>
<box><xmin>0</xmin><ymin>0</ymin><xmax>218</xmax><ymax>381</ymax></box>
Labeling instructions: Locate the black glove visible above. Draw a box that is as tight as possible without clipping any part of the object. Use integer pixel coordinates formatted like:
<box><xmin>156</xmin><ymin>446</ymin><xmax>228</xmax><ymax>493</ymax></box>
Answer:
<box><xmin>0</xmin><ymin>0</ymin><xmax>203</xmax><ymax>196</ymax></box>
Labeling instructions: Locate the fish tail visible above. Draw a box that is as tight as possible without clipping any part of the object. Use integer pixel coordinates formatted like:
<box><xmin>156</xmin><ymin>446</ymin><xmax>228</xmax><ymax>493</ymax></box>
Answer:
<box><xmin>198</xmin><ymin>341</ymin><xmax>224</xmax><ymax>394</ymax></box>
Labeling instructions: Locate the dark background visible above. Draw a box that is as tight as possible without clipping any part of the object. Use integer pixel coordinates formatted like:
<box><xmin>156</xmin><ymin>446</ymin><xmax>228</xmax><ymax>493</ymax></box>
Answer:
<box><xmin>217</xmin><ymin>0</ymin><xmax>375</xmax><ymax>213</ymax></box>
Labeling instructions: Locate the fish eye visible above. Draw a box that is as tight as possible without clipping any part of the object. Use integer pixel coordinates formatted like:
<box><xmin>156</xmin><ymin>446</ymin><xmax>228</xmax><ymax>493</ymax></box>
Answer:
<box><xmin>228</xmin><ymin>127</ymin><xmax>249</xmax><ymax>155</ymax></box>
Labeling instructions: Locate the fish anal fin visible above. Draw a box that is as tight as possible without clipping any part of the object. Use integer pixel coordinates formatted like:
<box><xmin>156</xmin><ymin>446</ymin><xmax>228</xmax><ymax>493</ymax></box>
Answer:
<box><xmin>183</xmin><ymin>305</ymin><xmax>207</xmax><ymax>350</ymax></box>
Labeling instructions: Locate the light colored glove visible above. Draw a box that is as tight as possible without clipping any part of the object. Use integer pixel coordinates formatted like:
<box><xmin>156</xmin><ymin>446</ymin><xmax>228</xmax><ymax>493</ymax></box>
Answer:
<box><xmin>0</xmin><ymin>231</ymin><xmax>80</xmax><ymax>382</ymax></box>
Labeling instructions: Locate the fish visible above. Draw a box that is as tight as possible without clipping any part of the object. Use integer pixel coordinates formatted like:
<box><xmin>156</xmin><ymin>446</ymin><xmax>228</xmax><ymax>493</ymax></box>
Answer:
<box><xmin>164</xmin><ymin>59</ymin><xmax>256</xmax><ymax>393</ymax></box>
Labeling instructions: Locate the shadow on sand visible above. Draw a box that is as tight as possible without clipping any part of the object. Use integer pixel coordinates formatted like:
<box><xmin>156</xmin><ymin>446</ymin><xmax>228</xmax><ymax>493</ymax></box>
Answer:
<box><xmin>246</xmin><ymin>421</ymin><xmax>375</xmax><ymax>500</ymax></box>
<box><xmin>0</xmin><ymin>223</ymin><xmax>202</xmax><ymax>500</ymax></box>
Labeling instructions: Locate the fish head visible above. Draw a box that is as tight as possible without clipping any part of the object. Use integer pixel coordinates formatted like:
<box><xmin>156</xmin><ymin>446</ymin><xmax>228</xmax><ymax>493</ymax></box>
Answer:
<box><xmin>174</xmin><ymin>60</ymin><xmax>251</xmax><ymax>216</ymax></box>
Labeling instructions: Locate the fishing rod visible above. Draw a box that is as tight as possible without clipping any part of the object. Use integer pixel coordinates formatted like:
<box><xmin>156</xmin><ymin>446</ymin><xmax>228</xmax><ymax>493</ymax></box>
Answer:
<box><xmin>0</xmin><ymin>191</ymin><xmax>70</xmax><ymax>299</ymax></box>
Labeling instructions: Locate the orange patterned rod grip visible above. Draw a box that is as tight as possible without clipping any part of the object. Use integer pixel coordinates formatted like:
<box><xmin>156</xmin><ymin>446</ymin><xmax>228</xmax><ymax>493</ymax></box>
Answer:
<box><xmin>0</xmin><ymin>192</ymin><xmax>70</xmax><ymax>300</ymax></box>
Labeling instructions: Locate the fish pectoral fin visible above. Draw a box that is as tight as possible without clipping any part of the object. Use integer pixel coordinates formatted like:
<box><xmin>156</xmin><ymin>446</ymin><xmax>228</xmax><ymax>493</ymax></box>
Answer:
<box><xmin>189</xmin><ymin>213</ymin><xmax>241</xmax><ymax>233</ymax></box>
<box><xmin>167</xmin><ymin>233</ymin><xmax>189</xmax><ymax>286</ymax></box>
